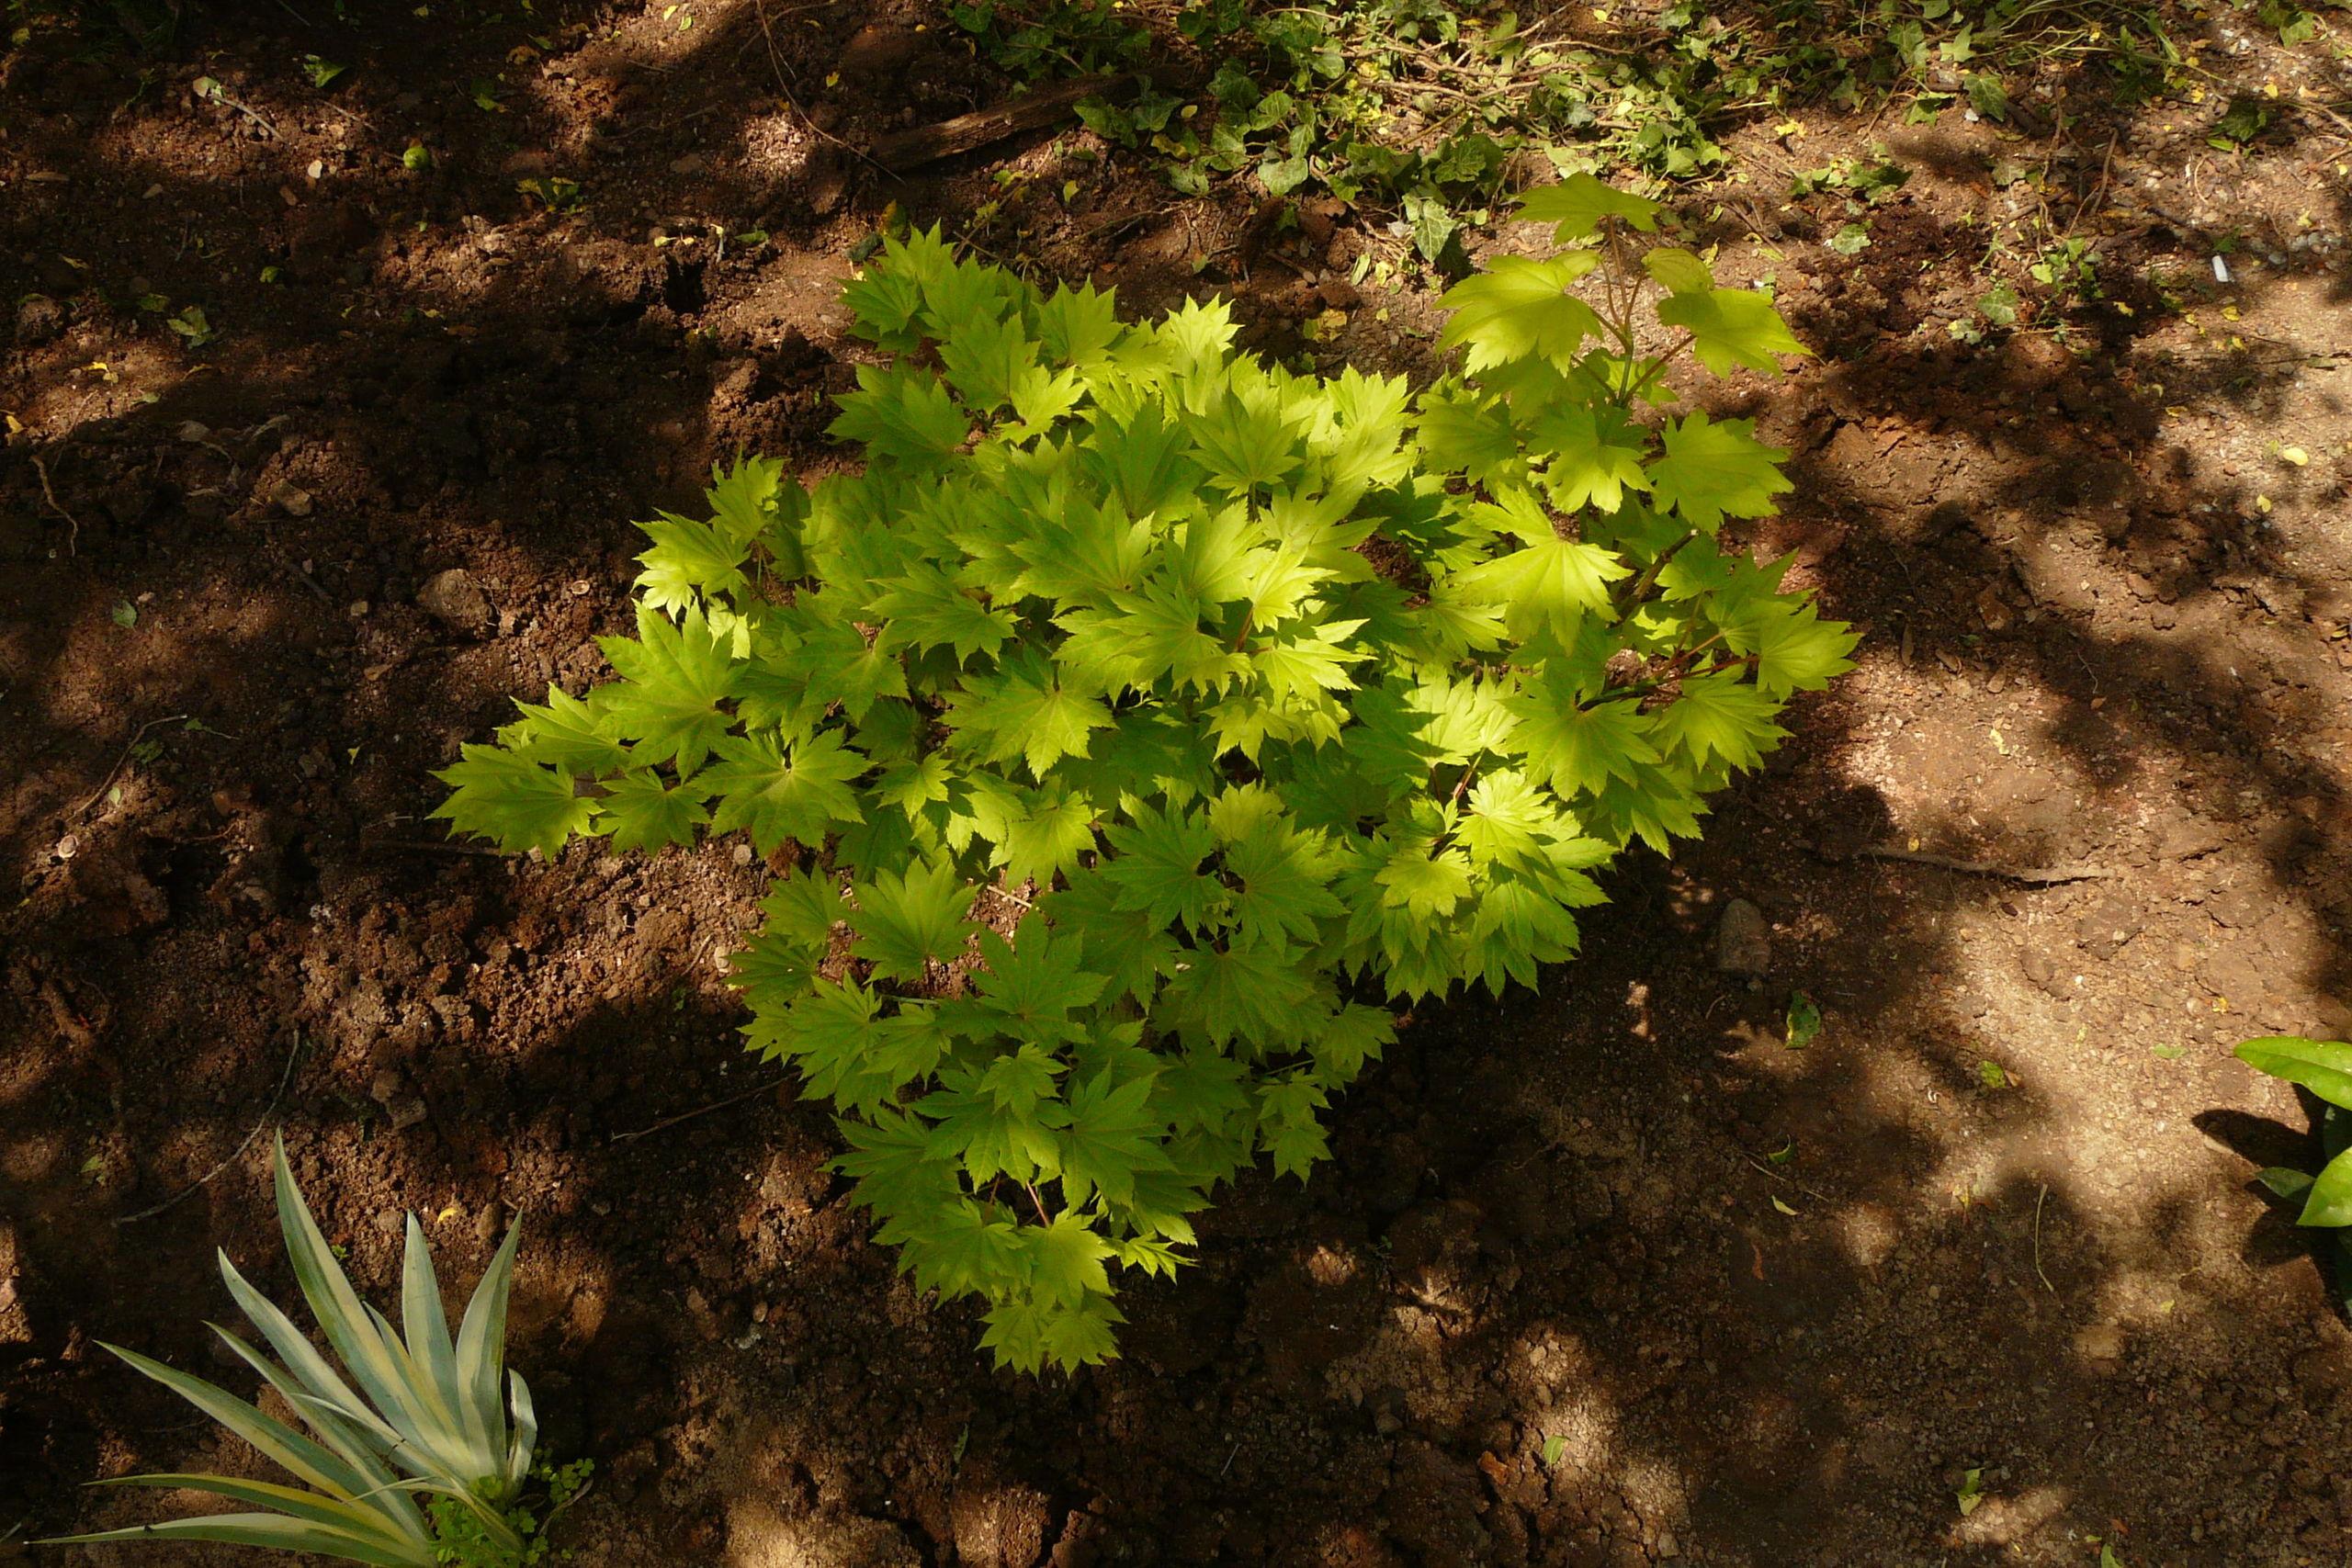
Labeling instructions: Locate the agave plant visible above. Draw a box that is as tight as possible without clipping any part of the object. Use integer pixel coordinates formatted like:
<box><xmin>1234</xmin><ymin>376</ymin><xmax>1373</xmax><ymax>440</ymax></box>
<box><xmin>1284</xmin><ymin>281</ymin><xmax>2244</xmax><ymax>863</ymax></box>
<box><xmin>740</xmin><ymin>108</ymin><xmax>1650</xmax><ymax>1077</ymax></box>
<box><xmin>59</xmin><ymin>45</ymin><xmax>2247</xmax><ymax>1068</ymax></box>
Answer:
<box><xmin>45</xmin><ymin>1134</ymin><xmax>537</xmax><ymax>1564</ymax></box>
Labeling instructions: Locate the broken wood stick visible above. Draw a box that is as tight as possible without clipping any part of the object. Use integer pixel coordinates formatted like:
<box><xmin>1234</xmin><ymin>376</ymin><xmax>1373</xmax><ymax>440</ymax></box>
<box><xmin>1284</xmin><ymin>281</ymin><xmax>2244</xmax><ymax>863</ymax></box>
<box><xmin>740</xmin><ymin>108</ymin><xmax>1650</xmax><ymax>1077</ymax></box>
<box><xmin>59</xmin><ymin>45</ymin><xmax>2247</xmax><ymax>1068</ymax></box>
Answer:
<box><xmin>868</xmin><ymin>73</ymin><xmax>1121</xmax><ymax>172</ymax></box>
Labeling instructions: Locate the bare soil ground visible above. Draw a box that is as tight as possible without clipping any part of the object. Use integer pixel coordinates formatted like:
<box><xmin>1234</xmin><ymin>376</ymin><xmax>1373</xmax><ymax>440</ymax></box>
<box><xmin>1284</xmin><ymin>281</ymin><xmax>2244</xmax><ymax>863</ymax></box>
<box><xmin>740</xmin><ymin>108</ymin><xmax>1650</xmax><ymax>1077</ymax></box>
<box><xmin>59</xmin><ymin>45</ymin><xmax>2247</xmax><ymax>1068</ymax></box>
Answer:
<box><xmin>6</xmin><ymin>2</ymin><xmax>2352</xmax><ymax>1563</ymax></box>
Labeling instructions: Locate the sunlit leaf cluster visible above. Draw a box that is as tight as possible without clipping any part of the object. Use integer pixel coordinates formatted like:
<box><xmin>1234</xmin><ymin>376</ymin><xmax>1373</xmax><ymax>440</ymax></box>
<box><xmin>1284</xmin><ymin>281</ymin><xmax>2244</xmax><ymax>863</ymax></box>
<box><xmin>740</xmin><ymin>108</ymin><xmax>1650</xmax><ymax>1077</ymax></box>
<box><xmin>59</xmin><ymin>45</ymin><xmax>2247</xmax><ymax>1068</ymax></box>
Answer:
<box><xmin>436</xmin><ymin>178</ymin><xmax>1854</xmax><ymax>1371</ymax></box>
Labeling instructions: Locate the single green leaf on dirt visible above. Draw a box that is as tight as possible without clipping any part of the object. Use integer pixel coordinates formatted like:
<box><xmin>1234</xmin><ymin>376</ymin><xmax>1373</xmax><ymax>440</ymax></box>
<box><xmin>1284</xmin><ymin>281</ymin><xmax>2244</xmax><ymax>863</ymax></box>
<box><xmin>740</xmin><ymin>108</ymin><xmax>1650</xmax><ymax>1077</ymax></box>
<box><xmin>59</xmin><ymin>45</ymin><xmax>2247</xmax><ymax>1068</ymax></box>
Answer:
<box><xmin>2296</xmin><ymin>1147</ymin><xmax>2352</xmax><ymax>1227</ymax></box>
<box><xmin>2234</xmin><ymin>1035</ymin><xmax>2352</xmax><ymax>1111</ymax></box>
<box><xmin>2257</xmin><ymin>1167</ymin><xmax>2315</xmax><ymax>1200</ymax></box>
<box><xmin>1784</xmin><ymin>991</ymin><xmax>1821</xmax><ymax>1049</ymax></box>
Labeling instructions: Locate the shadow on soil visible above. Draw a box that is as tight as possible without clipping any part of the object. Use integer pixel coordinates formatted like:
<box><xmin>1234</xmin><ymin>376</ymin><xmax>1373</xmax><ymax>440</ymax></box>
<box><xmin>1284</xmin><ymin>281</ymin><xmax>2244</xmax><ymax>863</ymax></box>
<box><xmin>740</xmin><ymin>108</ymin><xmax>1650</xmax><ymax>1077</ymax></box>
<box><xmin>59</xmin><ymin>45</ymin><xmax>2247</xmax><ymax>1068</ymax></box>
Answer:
<box><xmin>6</xmin><ymin>0</ymin><xmax>2352</xmax><ymax>1562</ymax></box>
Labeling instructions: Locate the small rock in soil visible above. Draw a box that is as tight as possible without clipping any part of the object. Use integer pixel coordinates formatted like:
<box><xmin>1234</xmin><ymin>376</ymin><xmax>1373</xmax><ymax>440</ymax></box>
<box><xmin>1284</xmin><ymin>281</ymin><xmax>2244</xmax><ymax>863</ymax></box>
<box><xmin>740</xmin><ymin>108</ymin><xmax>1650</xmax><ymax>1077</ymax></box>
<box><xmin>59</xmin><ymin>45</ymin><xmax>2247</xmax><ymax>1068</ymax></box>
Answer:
<box><xmin>2158</xmin><ymin>819</ymin><xmax>2227</xmax><ymax>861</ymax></box>
<box><xmin>1715</xmin><ymin>898</ymin><xmax>1771</xmax><ymax>978</ymax></box>
<box><xmin>949</xmin><ymin>1467</ymin><xmax>1050</xmax><ymax>1568</ymax></box>
<box><xmin>268</xmin><ymin>479</ymin><xmax>314</xmax><ymax>517</ymax></box>
<box><xmin>1975</xmin><ymin>585</ymin><xmax>2014</xmax><ymax>633</ymax></box>
<box><xmin>2075</xmin><ymin>897</ymin><xmax>2143</xmax><ymax>961</ymax></box>
<box><xmin>14</xmin><ymin>293</ymin><xmax>65</xmax><ymax>346</ymax></box>
<box><xmin>2018</xmin><ymin>944</ymin><xmax>2067</xmax><ymax>998</ymax></box>
<box><xmin>417</xmin><ymin>567</ymin><xmax>493</xmax><ymax>633</ymax></box>
<box><xmin>2076</xmin><ymin>1321</ymin><xmax>2126</xmax><ymax>1366</ymax></box>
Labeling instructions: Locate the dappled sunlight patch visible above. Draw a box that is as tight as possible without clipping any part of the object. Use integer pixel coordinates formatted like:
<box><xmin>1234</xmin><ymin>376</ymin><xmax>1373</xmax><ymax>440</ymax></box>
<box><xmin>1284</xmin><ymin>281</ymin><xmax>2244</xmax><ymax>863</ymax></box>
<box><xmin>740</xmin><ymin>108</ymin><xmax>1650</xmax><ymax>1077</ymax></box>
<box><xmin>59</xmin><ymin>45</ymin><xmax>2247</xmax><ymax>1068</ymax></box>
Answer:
<box><xmin>1947</xmin><ymin>1479</ymin><xmax>2073</xmax><ymax>1551</ymax></box>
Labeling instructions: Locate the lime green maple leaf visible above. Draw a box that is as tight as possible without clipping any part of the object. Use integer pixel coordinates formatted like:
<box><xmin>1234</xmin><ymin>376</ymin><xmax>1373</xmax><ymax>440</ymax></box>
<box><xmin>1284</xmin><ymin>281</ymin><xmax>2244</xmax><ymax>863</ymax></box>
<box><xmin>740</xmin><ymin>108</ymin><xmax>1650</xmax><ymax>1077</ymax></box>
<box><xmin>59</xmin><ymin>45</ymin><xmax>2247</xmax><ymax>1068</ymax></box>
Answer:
<box><xmin>1530</xmin><ymin>403</ymin><xmax>1652</xmax><ymax>513</ymax></box>
<box><xmin>902</xmin><ymin>1199</ymin><xmax>1029</xmax><ymax>1302</ymax></box>
<box><xmin>595</xmin><ymin>604</ymin><xmax>738</xmax><ymax>772</ymax></box>
<box><xmin>828</xmin><ymin>364</ymin><xmax>969</xmax><ymax>463</ymax></box>
<box><xmin>1186</xmin><ymin>385</ymin><xmax>1304</xmax><ymax>494</ymax></box>
<box><xmin>1101</xmin><ymin>801</ymin><xmax>1225</xmax><ymax>933</ymax></box>
<box><xmin>849</xmin><ymin>857</ymin><xmax>982</xmax><ymax>983</ymax></box>
<box><xmin>777</xmin><ymin>978</ymin><xmax>903</xmax><ymax>1114</ymax></box>
<box><xmin>968</xmin><ymin>920</ymin><xmax>1110</xmax><ymax>1044</ymax></box>
<box><xmin>1257</xmin><ymin>1073</ymin><xmax>1333</xmax><ymax>1179</ymax></box>
<box><xmin>1645</xmin><ymin>412</ymin><xmax>1793</xmax><ymax>531</ymax></box>
<box><xmin>703</xmin><ymin>728</ymin><xmax>868</xmax><ymax>853</ymax></box>
<box><xmin>919</xmin><ymin>1049</ymin><xmax>1067</xmax><ymax>1186</ymax></box>
<box><xmin>1733</xmin><ymin>601</ymin><xmax>1861</xmax><ymax>699</ymax></box>
<box><xmin>1437</xmin><ymin>254</ymin><xmax>1604</xmax><ymax>374</ymax></box>
<box><xmin>1648</xmin><ymin>671</ymin><xmax>1788</xmax><ymax>770</ymax></box>
<box><xmin>1416</xmin><ymin>385</ymin><xmax>1522</xmax><ymax>485</ymax></box>
<box><xmin>1373</xmin><ymin>836</ymin><xmax>1475</xmax><ymax>920</ymax></box>
<box><xmin>505</xmin><ymin>685</ymin><xmax>630</xmax><ymax>773</ymax></box>
<box><xmin>594</xmin><ymin>769</ymin><xmax>712</xmax><ymax>853</ymax></box>
<box><xmin>765</xmin><ymin>616</ymin><xmax>910</xmax><ymax>723</ymax></box>
<box><xmin>1044</xmin><ymin>868</ymin><xmax>1183</xmax><ymax>1007</ymax></box>
<box><xmin>944</xmin><ymin>649</ymin><xmax>1114</xmax><ymax>781</ymax></box>
<box><xmin>842</xmin><ymin>263</ymin><xmax>927</xmax><ymax>354</ymax></box>
<box><xmin>707</xmin><ymin>456</ymin><xmax>791</xmax><ymax>541</ymax></box>
<box><xmin>1033</xmin><ymin>280</ymin><xmax>1123</xmax><ymax>365</ymax></box>
<box><xmin>1057</xmin><ymin>1067</ymin><xmax>1175</xmax><ymax>1207</ymax></box>
<box><xmin>994</xmin><ymin>783</ymin><xmax>1099</xmax><ymax>887</ymax></box>
<box><xmin>635</xmin><ymin>510</ymin><xmax>749</xmax><ymax>615</ymax></box>
<box><xmin>1640</xmin><ymin>246</ymin><xmax>1713</xmax><ymax>295</ymax></box>
<box><xmin>433</xmin><ymin>745</ymin><xmax>594</xmax><ymax>856</ymax></box>
<box><xmin>1656</xmin><ymin>287</ymin><xmax>1807</xmax><ymax>377</ymax></box>
<box><xmin>1223</xmin><ymin>816</ymin><xmax>1344</xmax><ymax>945</ymax></box>
<box><xmin>870</xmin><ymin>560</ymin><xmax>1018</xmax><ymax>665</ymax></box>
<box><xmin>1516</xmin><ymin>173</ymin><xmax>1663</xmax><ymax>241</ymax></box>
<box><xmin>1509</xmin><ymin>689</ymin><xmax>1661</xmax><ymax>800</ymax></box>
<box><xmin>1159</xmin><ymin>939</ymin><xmax>1321</xmax><ymax>1051</ymax></box>
<box><xmin>835</xmin><ymin>1105</ymin><xmax>965</xmax><ymax>1228</ymax></box>
<box><xmin>1456</xmin><ymin>526</ymin><xmax>1632</xmax><ymax>643</ymax></box>
<box><xmin>940</xmin><ymin>311</ymin><xmax>1042</xmax><ymax>412</ymax></box>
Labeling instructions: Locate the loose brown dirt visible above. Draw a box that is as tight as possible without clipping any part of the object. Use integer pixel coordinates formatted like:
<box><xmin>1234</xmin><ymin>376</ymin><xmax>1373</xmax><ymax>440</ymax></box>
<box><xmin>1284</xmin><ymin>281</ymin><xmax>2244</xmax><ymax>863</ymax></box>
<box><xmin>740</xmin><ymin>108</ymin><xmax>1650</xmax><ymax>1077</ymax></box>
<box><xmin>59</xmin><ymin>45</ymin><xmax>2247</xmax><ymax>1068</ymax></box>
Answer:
<box><xmin>6</xmin><ymin>3</ymin><xmax>2352</xmax><ymax>1564</ymax></box>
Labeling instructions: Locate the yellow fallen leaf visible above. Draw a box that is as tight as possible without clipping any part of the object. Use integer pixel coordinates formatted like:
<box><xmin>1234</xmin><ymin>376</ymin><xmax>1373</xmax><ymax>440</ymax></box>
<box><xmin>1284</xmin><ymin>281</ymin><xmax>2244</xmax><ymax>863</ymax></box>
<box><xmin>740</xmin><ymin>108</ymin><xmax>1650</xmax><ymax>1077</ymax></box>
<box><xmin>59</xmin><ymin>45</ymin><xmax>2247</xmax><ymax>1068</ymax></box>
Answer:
<box><xmin>1771</xmin><ymin>1196</ymin><xmax>1798</xmax><ymax>1215</ymax></box>
<box><xmin>2256</xmin><ymin>494</ymin><xmax>2272</xmax><ymax>513</ymax></box>
<box><xmin>2279</xmin><ymin>446</ymin><xmax>2309</xmax><ymax>466</ymax></box>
